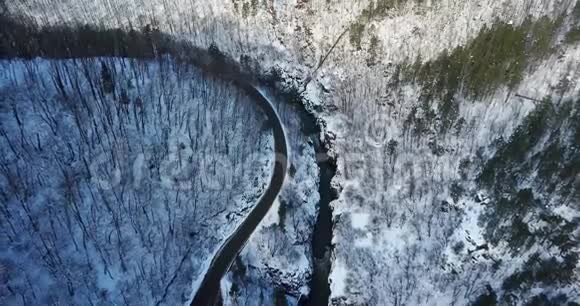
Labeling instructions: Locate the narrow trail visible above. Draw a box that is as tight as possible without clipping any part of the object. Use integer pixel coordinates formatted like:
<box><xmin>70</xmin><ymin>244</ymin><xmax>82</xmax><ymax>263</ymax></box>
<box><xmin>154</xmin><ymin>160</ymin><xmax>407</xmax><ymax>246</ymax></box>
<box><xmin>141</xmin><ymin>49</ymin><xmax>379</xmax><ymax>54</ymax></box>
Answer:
<box><xmin>189</xmin><ymin>81</ymin><xmax>289</xmax><ymax>306</ymax></box>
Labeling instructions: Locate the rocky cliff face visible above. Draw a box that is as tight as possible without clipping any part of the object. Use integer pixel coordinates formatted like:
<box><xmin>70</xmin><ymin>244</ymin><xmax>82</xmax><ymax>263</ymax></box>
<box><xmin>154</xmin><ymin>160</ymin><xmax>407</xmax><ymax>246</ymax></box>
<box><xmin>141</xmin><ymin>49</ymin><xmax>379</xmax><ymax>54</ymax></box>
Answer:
<box><xmin>4</xmin><ymin>0</ymin><xmax>580</xmax><ymax>305</ymax></box>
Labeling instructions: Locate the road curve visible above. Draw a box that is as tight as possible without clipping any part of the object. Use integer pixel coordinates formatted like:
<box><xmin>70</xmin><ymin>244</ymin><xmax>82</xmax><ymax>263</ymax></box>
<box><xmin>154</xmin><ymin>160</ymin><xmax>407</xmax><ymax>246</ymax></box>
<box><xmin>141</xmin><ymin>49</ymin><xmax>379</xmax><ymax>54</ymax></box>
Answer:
<box><xmin>189</xmin><ymin>81</ymin><xmax>288</xmax><ymax>306</ymax></box>
<box><xmin>0</xmin><ymin>18</ymin><xmax>288</xmax><ymax>305</ymax></box>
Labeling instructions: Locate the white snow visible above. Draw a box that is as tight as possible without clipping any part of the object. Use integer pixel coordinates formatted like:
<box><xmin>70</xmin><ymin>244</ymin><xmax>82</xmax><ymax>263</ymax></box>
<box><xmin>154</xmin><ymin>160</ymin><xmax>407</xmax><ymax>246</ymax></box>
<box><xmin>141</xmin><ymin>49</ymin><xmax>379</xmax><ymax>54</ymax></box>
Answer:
<box><xmin>350</xmin><ymin>212</ymin><xmax>370</xmax><ymax>230</ymax></box>
<box><xmin>329</xmin><ymin>259</ymin><xmax>349</xmax><ymax>299</ymax></box>
<box><xmin>261</xmin><ymin>198</ymin><xmax>281</xmax><ymax>227</ymax></box>
<box><xmin>3</xmin><ymin>0</ymin><xmax>580</xmax><ymax>304</ymax></box>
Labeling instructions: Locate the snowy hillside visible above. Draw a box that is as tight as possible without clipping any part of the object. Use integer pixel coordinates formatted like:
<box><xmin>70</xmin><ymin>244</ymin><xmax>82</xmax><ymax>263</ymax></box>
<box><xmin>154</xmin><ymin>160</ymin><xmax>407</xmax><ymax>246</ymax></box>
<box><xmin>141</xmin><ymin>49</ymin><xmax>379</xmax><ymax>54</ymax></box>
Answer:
<box><xmin>2</xmin><ymin>0</ymin><xmax>580</xmax><ymax>305</ymax></box>
<box><xmin>0</xmin><ymin>58</ymin><xmax>273</xmax><ymax>305</ymax></box>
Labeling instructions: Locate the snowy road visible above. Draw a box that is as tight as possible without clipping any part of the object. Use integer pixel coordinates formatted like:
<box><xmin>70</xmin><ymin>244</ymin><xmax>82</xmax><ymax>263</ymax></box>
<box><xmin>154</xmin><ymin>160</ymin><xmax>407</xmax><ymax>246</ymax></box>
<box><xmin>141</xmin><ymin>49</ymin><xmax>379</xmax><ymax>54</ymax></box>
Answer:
<box><xmin>189</xmin><ymin>81</ymin><xmax>288</xmax><ymax>306</ymax></box>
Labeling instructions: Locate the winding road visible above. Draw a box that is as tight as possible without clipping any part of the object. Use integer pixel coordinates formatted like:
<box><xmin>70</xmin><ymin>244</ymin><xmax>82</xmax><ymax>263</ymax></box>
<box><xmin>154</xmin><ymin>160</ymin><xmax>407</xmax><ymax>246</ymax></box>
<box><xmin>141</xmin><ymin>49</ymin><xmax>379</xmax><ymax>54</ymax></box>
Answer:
<box><xmin>0</xmin><ymin>17</ymin><xmax>289</xmax><ymax>305</ymax></box>
<box><xmin>190</xmin><ymin>81</ymin><xmax>288</xmax><ymax>306</ymax></box>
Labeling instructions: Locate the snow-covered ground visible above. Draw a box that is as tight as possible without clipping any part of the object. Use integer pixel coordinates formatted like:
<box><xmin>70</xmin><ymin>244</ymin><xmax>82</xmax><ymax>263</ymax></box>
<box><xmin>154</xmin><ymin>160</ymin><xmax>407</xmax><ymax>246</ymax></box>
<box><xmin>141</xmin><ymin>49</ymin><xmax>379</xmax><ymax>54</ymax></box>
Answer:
<box><xmin>326</xmin><ymin>47</ymin><xmax>580</xmax><ymax>304</ymax></box>
<box><xmin>3</xmin><ymin>0</ymin><xmax>580</xmax><ymax>305</ymax></box>
<box><xmin>220</xmin><ymin>87</ymin><xmax>320</xmax><ymax>305</ymax></box>
<box><xmin>0</xmin><ymin>58</ymin><xmax>273</xmax><ymax>305</ymax></box>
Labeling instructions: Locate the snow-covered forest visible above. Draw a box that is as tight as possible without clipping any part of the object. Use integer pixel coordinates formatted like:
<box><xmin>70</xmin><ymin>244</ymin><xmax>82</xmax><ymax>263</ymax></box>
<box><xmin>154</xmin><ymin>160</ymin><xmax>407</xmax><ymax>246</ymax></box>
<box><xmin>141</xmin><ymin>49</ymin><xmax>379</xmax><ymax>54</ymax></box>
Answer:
<box><xmin>1</xmin><ymin>0</ymin><xmax>580</xmax><ymax>305</ymax></box>
<box><xmin>0</xmin><ymin>58</ymin><xmax>274</xmax><ymax>305</ymax></box>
